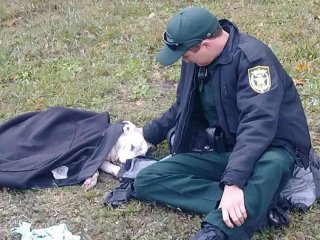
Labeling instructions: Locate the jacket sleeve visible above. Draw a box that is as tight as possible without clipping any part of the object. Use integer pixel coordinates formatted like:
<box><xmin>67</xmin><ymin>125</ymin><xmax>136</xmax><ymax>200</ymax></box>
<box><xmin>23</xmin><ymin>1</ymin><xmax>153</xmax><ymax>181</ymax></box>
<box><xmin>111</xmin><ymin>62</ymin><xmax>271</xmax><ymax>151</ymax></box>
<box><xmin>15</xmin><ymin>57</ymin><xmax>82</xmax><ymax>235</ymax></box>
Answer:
<box><xmin>220</xmin><ymin>56</ymin><xmax>285</xmax><ymax>189</ymax></box>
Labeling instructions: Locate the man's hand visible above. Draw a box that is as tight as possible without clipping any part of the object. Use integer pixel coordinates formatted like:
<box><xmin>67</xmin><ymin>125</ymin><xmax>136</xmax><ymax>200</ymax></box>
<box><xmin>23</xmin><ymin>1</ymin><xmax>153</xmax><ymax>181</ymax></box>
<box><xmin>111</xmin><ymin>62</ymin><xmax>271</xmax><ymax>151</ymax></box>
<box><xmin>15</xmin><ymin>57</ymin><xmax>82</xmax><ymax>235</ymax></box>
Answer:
<box><xmin>136</xmin><ymin>127</ymin><xmax>153</xmax><ymax>149</ymax></box>
<box><xmin>218</xmin><ymin>185</ymin><xmax>247</xmax><ymax>228</ymax></box>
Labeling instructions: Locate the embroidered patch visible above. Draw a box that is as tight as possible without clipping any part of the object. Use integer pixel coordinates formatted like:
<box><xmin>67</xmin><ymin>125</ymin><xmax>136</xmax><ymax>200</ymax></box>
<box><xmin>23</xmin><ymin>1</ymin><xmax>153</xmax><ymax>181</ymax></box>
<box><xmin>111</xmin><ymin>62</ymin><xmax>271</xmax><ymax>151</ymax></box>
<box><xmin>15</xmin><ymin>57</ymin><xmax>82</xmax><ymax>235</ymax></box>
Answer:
<box><xmin>248</xmin><ymin>66</ymin><xmax>271</xmax><ymax>93</ymax></box>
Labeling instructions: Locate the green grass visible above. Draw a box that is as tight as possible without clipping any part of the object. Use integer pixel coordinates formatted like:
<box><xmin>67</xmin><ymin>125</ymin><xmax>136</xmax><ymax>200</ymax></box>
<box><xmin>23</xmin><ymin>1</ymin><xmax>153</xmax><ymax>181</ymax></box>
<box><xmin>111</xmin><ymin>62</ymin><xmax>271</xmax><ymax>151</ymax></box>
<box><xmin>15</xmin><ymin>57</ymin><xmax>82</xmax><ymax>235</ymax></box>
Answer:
<box><xmin>0</xmin><ymin>0</ymin><xmax>320</xmax><ymax>239</ymax></box>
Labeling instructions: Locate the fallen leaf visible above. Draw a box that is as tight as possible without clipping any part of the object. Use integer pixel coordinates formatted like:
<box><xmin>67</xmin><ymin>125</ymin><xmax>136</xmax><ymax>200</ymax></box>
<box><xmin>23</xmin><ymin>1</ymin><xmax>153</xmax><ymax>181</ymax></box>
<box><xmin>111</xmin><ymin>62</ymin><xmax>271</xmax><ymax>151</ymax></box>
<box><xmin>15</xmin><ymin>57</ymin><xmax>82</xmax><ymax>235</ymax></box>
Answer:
<box><xmin>0</xmin><ymin>17</ymin><xmax>22</xmax><ymax>27</ymax></box>
<box><xmin>99</xmin><ymin>43</ymin><xmax>109</xmax><ymax>48</ymax></box>
<box><xmin>152</xmin><ymin>71</ymin><xmax>162</xmax><ymax>81</ymax></box>
<box><xmin>147</xmin><ymin>13</ymin><xmax>156</xmax><ymax>19</ymax></box>
<box><xmin>135</xmin><ymin>100</ymin><xmax>145</xmax><ymax>106</ymax></box>
<box><xmin>295</xmin><ymin>63</ymin><xmax>308</xmax><ymax>72</ymax></box>
<box><xmin>80</xmin><ymin>30</ymin><xmax>90</xmax><ymax>35</ymax></box>
<box><xmin>77</xmin><ymin>29</ymin><xmax>95</xmax><ymax>38</ymax></box>
<box><xmin>292</xmin><ymin>77</ymin><xmax>305</xmax><ymax>86</ymax></box>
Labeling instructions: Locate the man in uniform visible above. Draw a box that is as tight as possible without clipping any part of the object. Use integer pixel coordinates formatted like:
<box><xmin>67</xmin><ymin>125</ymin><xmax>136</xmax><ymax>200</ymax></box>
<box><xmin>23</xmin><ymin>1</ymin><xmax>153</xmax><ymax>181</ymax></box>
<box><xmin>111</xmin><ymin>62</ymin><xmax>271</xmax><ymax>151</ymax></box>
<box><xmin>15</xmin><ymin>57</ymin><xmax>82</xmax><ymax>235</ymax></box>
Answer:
<box><xmin>134</xmin><ymin>6</ymin><xmax>311</xmax><ymax>240</ymax></box>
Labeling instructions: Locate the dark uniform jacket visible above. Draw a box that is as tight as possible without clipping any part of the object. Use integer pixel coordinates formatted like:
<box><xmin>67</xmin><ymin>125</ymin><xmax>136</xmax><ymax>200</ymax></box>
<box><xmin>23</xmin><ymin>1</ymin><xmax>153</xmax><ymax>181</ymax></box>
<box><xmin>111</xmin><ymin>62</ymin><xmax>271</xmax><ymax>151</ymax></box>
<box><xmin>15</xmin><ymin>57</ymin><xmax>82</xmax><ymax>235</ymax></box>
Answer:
<box><xmin>0</xmin><ymin>107</ymin><xmax>123</xmax><ymax>189</ymax></box>
<box><xmin>143</xmin><ymin>20</ymin><xmax>311</xmax><ymax>189</ymax></box>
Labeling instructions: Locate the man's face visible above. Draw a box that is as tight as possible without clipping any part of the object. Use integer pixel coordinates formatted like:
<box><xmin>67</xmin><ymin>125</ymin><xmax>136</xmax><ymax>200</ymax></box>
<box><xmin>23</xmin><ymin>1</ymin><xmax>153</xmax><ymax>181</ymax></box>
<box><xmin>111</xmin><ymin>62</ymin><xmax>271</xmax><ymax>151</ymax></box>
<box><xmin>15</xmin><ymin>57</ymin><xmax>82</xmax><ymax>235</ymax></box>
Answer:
<box><xmin>182</xmin><ymin>43</ymin><xmax>216</xmax><ymax>66</ymax></box>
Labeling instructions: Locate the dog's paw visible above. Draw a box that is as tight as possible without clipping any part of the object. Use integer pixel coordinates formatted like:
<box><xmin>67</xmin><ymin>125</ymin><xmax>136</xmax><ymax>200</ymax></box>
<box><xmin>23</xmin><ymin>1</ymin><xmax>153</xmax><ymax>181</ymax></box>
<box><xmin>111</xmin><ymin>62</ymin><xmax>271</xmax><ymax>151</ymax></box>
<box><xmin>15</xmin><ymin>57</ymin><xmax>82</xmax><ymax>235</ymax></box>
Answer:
<box><xmin>82</xmin><ymin>178</ymin><xmax>97</xmax><ymax>190</ymax></box>
<box><xmin>82</xmin><ymin>176</ymin><xmax>98</xmax><ymax>191</ymax></box>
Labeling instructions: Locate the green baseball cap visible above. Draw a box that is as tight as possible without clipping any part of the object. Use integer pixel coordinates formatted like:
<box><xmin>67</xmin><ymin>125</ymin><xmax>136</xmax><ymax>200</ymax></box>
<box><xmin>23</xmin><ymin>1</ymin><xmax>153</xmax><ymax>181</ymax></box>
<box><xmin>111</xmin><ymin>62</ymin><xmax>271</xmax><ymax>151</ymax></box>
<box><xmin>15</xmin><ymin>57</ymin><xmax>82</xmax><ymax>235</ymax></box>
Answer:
<box><xmin>156</xmin><ymin>7</ymin><xmax>219</xmax><ymax>66</ymax></box>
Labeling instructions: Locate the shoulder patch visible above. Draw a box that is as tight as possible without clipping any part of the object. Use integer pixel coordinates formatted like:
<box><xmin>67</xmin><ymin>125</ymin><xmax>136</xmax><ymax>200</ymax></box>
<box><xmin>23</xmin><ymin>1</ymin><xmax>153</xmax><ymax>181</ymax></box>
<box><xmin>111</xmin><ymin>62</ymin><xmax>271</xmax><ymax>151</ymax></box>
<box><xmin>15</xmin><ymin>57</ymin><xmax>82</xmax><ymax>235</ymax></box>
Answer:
<box><xmin>248</xmin><ymin>66</ymin><xmax>271</xmax><ymax>93</ymax></box>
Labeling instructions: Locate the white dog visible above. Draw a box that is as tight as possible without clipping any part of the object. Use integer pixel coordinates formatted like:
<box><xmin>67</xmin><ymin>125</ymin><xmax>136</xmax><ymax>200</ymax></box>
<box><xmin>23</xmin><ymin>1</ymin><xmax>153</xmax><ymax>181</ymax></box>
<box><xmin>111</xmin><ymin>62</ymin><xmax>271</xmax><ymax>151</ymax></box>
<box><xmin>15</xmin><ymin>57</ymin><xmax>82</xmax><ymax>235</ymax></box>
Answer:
<box><xmin>82</xmin><ymin>121</ymin><xmax>150</xmax><ymax>190</ymax></box>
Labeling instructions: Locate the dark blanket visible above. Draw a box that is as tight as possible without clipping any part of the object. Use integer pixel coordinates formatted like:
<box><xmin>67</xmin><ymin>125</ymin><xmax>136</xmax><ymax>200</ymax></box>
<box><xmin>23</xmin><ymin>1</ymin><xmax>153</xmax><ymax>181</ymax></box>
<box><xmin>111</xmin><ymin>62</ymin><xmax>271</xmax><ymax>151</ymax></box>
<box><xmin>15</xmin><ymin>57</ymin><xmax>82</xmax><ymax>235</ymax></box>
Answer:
<box><xmin>0</xmin><ymin>107</ymin><xmax>123</xmax><ymax>189</ymax></box>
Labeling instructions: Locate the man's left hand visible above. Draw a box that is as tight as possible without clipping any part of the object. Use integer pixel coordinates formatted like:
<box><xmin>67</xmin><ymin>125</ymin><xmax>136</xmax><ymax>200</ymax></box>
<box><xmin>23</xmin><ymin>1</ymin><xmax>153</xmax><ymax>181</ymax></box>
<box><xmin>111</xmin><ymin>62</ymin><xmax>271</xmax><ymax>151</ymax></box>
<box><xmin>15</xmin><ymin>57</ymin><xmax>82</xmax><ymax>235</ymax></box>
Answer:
<box><xmin>218</xmin><ymin>185</ymin><xmax>247</xmax><ymax>228</ymax></box>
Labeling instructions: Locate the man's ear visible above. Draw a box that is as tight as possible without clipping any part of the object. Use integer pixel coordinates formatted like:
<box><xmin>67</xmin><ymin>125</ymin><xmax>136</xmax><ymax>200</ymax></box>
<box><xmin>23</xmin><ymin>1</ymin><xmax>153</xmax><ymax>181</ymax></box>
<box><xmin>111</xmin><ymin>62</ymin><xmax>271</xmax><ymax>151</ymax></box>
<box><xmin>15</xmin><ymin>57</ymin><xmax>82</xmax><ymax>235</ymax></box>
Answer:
<box><xmin>201</xmin><ymin>40</ymin><xmax>211</xmax><ymax>48</ymax></box>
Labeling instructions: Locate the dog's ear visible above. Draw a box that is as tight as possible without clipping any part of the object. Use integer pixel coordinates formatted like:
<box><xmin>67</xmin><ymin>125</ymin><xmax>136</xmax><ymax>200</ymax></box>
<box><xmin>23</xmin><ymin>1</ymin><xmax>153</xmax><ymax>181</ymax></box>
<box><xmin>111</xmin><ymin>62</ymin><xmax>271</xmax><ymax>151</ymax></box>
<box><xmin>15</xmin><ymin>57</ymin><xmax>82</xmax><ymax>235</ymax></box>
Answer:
<box><xmin>122</xmin><ymin>121</ymin><xmax>136</xmax><ymax>134</ymax></box>
<box><xmin>122</xmin><ymin>120</ymin><xmax>135</xmax><ymax>127</ymax></box>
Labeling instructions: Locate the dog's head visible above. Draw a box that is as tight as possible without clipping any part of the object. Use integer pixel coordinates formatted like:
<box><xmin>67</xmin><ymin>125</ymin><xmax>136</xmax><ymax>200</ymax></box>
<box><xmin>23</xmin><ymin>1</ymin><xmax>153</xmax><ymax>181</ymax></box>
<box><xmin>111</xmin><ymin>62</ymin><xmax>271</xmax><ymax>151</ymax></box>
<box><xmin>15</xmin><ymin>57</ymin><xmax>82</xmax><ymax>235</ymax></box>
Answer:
<box><xmin>108</xmin><ymin>121</ymin><xmax>150</xmax><ymax>164</ymax></box>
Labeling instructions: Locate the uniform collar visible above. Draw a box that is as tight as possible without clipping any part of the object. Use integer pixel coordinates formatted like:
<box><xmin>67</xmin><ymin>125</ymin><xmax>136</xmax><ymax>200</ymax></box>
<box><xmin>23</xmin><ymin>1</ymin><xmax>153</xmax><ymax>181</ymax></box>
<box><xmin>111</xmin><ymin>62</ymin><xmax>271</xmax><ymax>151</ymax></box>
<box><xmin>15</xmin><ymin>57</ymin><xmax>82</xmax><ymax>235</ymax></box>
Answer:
<box><xmin>213</xmin><ymin>19</ymin><xmax>240</xmax><ymax>65</ymax></box>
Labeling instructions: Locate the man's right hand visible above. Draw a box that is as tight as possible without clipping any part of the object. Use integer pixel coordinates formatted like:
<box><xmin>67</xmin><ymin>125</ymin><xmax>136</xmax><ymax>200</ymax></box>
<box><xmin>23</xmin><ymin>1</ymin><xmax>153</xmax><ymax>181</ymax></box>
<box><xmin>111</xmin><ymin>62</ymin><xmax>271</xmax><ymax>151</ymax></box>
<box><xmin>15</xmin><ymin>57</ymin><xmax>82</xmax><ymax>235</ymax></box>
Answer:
<box><xmin>218</xmin><ymin>185</ymin><xmax>247</xmax><ymax>228</ymax></box>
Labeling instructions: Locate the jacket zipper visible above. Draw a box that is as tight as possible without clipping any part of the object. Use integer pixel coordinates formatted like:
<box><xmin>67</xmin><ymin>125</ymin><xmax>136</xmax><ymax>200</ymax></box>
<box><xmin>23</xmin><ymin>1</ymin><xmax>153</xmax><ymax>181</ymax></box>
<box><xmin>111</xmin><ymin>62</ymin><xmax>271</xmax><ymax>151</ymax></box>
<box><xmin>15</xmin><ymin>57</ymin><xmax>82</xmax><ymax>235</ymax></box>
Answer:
<box><xmin>174</xmin><ymin>70</ymin><xmax>197</xmax><ymax>154</ymax></box>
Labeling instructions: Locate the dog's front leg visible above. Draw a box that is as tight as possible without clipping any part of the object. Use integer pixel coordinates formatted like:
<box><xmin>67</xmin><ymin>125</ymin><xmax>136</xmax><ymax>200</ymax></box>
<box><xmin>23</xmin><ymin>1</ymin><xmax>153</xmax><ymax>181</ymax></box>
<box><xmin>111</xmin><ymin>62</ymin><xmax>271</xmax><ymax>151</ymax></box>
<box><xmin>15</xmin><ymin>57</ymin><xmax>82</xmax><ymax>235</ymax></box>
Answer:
<box><xmin>100</xmin><ymin>161</ymin><xmax>121</xmax><ymax>177</ymax></box>
<box><xmin>82</xmin><ymin>171</ymin><xmax>99</xmax><ymax>190</ymax></box>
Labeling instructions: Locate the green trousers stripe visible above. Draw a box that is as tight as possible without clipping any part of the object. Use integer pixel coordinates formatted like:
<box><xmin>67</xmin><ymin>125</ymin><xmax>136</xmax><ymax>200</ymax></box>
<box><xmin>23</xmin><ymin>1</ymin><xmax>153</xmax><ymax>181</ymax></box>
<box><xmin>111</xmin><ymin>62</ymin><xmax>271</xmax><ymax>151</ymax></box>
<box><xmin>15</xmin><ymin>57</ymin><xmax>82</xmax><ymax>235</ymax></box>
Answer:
<box><xmin>134</xmin><ymin>147</ymin><xmax>294</xmax><ymax>239</ymax></box>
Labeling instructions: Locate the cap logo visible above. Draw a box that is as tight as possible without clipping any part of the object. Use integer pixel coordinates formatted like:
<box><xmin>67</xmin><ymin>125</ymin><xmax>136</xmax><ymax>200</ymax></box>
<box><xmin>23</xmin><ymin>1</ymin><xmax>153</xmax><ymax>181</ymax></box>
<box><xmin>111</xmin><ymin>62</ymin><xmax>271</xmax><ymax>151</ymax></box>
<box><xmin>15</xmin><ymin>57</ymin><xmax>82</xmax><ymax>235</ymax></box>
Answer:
<box><xmin>248</xmin><ymin>66</ymin><xmax>272</xmax><ymax>93</ymax></box>
<box><xmin>165</xmin><ymin>32</ymin><xmax>174</xmax><ymax>43</ymax></box>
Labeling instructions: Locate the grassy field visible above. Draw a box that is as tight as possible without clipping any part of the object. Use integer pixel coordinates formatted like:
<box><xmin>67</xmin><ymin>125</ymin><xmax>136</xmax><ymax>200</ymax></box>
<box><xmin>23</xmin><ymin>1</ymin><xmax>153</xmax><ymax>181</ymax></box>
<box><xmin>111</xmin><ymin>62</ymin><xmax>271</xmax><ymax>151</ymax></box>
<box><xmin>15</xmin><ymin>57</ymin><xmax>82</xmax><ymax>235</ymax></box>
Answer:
<box><xmin>0</xmin><ymin>0</ymin><xmax>319</xmax><ymax>239</ymax></box>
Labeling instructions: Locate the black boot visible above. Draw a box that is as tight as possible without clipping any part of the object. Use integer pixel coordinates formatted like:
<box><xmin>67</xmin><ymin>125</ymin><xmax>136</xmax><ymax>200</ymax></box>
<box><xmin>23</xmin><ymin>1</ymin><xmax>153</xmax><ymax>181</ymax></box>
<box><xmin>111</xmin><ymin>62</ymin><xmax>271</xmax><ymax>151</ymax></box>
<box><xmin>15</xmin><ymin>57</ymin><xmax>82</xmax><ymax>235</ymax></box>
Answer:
<box><xmin>190</xmin><ymin>222</ymin><xmax>227</xmax><ymax>240</ymax></box>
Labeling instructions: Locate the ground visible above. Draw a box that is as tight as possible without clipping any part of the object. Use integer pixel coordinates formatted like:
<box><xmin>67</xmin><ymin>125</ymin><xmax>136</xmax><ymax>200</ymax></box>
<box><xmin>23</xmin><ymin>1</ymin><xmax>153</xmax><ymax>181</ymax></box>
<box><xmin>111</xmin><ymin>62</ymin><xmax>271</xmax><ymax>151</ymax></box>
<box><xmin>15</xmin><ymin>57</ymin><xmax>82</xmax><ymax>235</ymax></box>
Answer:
<box><xmin>0</xmin><ymin>0</ymin><xmax>319</xmax><ymax>239</ymax></box>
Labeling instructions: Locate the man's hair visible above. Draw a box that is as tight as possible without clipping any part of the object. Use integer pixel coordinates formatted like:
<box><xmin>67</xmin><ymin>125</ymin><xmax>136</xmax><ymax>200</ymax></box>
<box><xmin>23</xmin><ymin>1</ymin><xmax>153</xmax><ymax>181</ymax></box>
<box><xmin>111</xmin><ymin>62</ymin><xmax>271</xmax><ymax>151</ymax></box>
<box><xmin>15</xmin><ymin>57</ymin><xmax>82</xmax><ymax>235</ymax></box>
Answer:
<box><xmin>188</xmin><ymin>26</ymin><xmax>223</xmax><ymax>53</ymax></box>
<box><xmin>208</xmin><ymin>26</ymin><xmax>223</xmax><ymax>39</ymax></box>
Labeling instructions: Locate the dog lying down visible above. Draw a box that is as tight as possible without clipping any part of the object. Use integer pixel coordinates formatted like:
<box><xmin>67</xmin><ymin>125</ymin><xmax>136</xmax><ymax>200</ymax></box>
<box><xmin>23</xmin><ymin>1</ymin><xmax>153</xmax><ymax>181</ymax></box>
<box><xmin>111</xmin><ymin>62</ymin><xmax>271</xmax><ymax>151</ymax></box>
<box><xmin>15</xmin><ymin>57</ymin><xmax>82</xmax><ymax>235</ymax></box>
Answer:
<box><xmin>82</xmin><ymin>121</ymin><xmax>150</xmax><ymax>190</ymax></box>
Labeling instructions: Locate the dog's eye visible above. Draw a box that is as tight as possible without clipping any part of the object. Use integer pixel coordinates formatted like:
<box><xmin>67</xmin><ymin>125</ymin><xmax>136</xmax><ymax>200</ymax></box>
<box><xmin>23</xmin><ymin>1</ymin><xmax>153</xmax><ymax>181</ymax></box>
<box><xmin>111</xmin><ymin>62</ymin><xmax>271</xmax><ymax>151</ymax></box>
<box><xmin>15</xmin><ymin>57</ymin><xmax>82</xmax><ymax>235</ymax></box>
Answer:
<box><xmin>130</xmin><ymin>144</ymin><xmax>135</xmax><ymax>151</ymax></box>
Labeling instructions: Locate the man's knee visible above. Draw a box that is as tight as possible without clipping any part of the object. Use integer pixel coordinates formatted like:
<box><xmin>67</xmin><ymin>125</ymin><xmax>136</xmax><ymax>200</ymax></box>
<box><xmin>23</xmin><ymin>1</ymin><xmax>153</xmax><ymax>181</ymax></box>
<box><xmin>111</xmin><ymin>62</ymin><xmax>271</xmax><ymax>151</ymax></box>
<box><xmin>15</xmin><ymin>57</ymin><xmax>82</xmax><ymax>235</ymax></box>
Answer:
<box><xmin>261</xmin><ymin>147</ymin><xmax>294</xmax><ymax>171</ymax></box>
<box><xmin>253</xmin><ymin>147</ymin><xmax>295</xmax><ymax>189</ymax></box>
